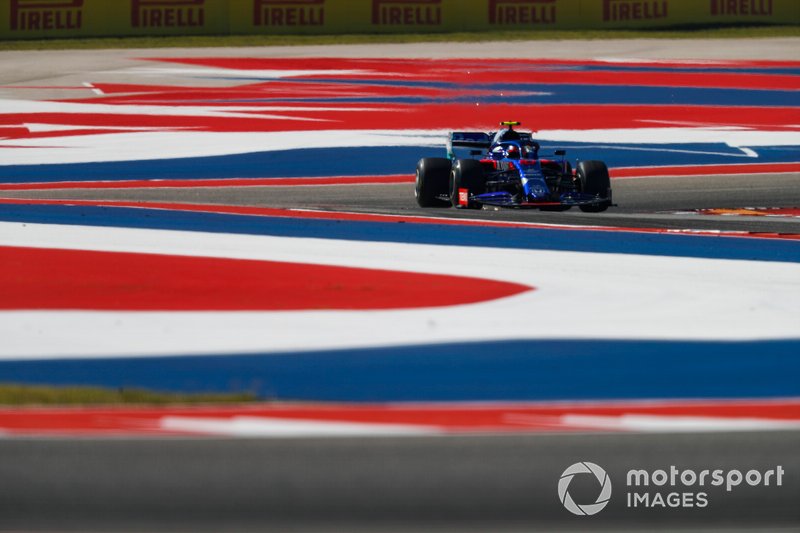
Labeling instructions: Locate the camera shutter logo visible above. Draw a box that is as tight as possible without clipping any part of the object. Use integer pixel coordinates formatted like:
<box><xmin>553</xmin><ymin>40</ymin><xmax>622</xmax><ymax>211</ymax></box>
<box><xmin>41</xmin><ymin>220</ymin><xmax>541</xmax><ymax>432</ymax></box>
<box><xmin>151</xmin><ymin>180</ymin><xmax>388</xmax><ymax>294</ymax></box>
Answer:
<box><xmin>558</xmin><ymin>462</ymin><xmax>612</xmax><ymax>516</ymax></box>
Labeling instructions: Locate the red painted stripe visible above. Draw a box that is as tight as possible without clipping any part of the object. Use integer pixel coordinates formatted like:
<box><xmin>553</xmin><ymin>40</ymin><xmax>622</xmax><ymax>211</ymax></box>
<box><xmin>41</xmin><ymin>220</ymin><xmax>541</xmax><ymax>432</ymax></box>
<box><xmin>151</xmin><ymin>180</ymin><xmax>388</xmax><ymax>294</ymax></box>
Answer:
<box><xmin>3</xmin><ymin>105</ymin><xmax>797</xmax><ymax>137</ymax></box>
<box><xmin>145</xmin><ymin>57</ymin><xmax>800</xmax><ymax>90</ymax></box>
<box><xmin>148</xmin><ymin>57</ymin><xmax>800</xmax><ymax>70</ymax></box>
<box><xmin>612</xmin><ymin>162</ymin><xmax>800</xmax><ymax>178</ymax></box>
<box><xmin>84</xmin><ymin>72</ymin><xmax>800</xmax><ymax>97</ymax></box>
<box><xmin>0</xmin><ymin>398</ymin><xmax>798</xmax><ymax>436</ymax></box>
<box><xmin>0</xmin><ymin>245</ymin><xmax>531</xmax><ymax>311</ymax></box>
<box><xmin>2</xmin><ymin>162</ymin><xmax>796</xmax><ymax>191</ymax></box>
<box><xmin>2</xmin><ymin>197</ymin><xmax>799</xmax><ymax>241</ymax></box>
<box><xmin>0</xmin><ymin>175</ymin><xmax>413</xmax><ymax>191</ymax></box>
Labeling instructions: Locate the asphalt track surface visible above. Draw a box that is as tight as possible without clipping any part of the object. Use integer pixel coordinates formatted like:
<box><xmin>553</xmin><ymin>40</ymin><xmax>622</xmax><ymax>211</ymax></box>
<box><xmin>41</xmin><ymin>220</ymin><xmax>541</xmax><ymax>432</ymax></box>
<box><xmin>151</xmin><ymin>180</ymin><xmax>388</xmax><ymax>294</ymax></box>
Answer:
<box><xmin>4</xmin><ymin>172</ymin><xmax>800</xmax><ymax>233</ymax></box>
<box><xmin>3</xmin><ymin>185</ymin><xmax>799</xmax><ymax>532</ymax></box>
<box><xmin>1</xmin><ymin>39</ymin><xmax>799</xmax><ymax>532</ymax></box>
<box><xmin>1</xmin><ymin>431</ymin><xmax>798</xmax><ymax>532</ymax></box>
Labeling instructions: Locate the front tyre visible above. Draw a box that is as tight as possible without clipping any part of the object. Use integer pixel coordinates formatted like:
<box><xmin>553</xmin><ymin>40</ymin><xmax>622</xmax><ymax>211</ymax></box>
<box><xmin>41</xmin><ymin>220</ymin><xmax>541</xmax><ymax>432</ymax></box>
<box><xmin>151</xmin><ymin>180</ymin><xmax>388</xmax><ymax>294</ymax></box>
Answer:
<box><xmin>450</xmin><ymin>159</ymin><xmax>486</xmax><ymax>209</ymax></box>
<box><xmin>576</xmin><ymin>160</ymin><xmax>612</xmax><ymax>213</ymax></box>
<box><xmin>415</xmin><ymin>158</ymin><xmax>451</xmax><ymax>207</ymax></box>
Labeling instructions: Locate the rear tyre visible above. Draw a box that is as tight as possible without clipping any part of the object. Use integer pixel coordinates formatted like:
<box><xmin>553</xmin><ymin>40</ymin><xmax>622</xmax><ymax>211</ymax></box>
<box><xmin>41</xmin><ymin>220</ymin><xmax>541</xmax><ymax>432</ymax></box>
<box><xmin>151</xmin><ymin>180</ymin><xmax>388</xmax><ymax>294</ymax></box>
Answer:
<box><xmin>450</xmin><ymin>159</ymin><xmax>486</xmax><ymax>209</ymax></box>
<box><xmin>576</xmin><ymin>160</ymin><xmax>612</xmax><ymax>213</ymax></box>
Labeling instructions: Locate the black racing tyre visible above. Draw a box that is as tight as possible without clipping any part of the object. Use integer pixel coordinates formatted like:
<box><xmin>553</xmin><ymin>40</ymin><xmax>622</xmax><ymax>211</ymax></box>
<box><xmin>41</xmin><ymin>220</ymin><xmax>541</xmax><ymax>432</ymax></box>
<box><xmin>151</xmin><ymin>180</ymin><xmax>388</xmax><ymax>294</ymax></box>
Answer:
<box><xmin>576</xmin><ymin>160</ymin><xmax>612</xmax><ymax>213</ymax></box>
<box><xmin>450</xmin><ymin>159</ymin><xmax>486</xmax><ymax>209</ymax></box>
<box><xmin>415</xmin><ymin>158</ymin><xmax>452</xmax><ymax>207</ymax></box>
<box><xmin>540</xmin><ymin>161</ymin><xmax>573</xmax><ymax>211</ymax></box>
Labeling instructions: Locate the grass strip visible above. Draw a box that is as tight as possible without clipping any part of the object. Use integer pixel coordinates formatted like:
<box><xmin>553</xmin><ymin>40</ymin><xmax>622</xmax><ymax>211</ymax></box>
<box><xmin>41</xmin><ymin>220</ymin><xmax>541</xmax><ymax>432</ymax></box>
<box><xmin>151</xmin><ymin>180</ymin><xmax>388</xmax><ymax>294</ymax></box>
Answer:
<box><xmin>0</xmin><ymin>383</ymin><xmax>257</xmax><ymax>406</ymax></box>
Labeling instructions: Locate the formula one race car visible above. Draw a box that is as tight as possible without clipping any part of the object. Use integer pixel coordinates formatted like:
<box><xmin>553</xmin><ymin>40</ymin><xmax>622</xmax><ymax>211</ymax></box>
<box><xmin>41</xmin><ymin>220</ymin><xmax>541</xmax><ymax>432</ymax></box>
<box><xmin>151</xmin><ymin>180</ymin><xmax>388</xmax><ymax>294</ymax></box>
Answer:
<box><xmin>415</xmin><ymin>121</ymin><xmax>613</xmax><ymax>212</ymax></box>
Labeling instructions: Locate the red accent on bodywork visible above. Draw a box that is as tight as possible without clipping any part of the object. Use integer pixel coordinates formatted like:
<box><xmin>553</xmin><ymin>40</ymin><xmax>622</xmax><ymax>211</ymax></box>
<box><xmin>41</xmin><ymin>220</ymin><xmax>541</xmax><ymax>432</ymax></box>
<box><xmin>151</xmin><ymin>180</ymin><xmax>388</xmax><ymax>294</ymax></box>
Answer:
<box><xmin>458</xmin><ymin>188</ymin><xmax>469</xmax><ymax>206</ymax></box>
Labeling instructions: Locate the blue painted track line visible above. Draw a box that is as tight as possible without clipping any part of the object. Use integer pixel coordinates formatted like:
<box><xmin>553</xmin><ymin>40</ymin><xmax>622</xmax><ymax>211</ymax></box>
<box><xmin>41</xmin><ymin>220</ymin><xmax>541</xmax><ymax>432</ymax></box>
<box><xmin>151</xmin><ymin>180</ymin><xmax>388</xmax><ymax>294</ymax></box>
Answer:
<box><xmin>1</xmin><ymin>144</ymin><xmax>798</xmax><ymax>184</ymax></box>
<box><xmin>219</xmin><ymin>81</ymin><xmax>800</xmax><ymax>107</ymax></box>
<box><xmin>1</xmin><ymin>339</ymin><xmax>798</xmax><ymax>402</ymax></box>
<box><xmin>1</xmin><ymin>203</ymin><xmax>799</xmax><ymax>263</ymax></box>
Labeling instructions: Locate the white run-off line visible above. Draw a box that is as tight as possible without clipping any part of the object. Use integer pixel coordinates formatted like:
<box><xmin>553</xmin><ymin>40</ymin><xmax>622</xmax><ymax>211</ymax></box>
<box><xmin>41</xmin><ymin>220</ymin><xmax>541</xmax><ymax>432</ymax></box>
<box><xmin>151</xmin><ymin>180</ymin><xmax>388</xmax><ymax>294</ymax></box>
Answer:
<box><xmin>158</xmin><ymin>414</ymin><xmax>800</xmax><ymax>437</ymax></box>
<box><xmin>0</xmin><ymin>222</ymin><xmax>798</xmax><ymax>359</ymax></box>
<box><xmin>160</xmin><ymin>416</ymin><xmax>443</xmax><ymax>437</ymax></box>
<box><xmin>0</xmin><ymin>127</ymin><xmax>795</xmax><ymax>165</ymax></box>
<box><xmin>0</xmin><ymin>99</ymin><xmax>797</xmax><ymax>166</ymax></box>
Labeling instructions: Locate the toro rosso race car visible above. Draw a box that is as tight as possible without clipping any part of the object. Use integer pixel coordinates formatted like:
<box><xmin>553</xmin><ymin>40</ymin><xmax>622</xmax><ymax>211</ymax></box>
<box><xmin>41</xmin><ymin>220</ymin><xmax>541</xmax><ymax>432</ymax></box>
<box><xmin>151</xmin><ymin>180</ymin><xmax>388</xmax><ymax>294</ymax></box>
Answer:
<box><xmin>415</xmin><ymin>121</ymin><xmax>613</xmax><ymax>212</ymax></box>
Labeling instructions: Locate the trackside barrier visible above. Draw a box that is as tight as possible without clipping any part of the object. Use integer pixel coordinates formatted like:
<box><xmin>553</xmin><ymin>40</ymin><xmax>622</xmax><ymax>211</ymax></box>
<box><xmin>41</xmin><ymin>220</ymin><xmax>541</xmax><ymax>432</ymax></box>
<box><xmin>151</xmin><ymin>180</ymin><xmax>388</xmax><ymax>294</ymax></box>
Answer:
<box><xmin>1</xmin><ymin>0</ymin><xmax>798</xmax><ymax>40</ymax></box>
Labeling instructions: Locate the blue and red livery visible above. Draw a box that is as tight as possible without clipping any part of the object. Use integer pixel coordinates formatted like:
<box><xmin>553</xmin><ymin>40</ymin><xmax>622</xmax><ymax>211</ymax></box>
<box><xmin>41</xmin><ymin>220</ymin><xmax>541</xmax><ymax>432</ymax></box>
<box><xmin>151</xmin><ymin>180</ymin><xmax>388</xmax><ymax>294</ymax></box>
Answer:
<box><xmin>415</xmin><ymin>121</ymin><xmax>613</xmax><ymax>212</ymax></box>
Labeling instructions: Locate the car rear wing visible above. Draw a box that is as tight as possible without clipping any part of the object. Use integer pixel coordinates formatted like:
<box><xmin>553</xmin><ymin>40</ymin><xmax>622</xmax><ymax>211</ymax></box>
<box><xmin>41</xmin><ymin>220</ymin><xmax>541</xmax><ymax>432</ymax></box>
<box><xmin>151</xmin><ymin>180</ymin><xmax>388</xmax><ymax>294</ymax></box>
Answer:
<box><xmin>447</xmin><ymin>132</ymin><xmax>491</xmax><ymax>159</ymax></box>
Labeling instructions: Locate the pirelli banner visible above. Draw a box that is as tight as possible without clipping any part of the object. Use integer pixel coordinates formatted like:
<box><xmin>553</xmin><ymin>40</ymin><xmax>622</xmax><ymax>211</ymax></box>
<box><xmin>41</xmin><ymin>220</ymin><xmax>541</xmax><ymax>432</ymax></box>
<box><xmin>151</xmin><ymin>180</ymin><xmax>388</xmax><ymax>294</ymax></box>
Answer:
<box><xmin>1</xmin><ymin>0</ymin><xmax>798</xmax><ymax>40</ymax></box>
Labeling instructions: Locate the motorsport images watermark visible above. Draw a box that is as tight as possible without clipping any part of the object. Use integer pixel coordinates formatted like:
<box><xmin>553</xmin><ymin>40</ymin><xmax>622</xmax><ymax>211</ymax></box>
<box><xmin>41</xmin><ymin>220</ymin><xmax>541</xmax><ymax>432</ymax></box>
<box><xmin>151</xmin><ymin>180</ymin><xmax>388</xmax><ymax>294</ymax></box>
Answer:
<box><xmin>558</xmin><ymin>462</ymin><xmax>785</xmax><ymax>515</ymax></box>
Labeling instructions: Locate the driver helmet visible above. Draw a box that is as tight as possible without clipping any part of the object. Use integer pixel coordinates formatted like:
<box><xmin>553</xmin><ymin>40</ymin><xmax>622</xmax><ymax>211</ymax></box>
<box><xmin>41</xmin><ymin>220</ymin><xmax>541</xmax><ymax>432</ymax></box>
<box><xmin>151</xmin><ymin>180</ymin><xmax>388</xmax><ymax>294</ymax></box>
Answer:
<box><xmin>504</xmin><ymin>144</ymin><xmax>520</xmax><ymax>159</ymax></box>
